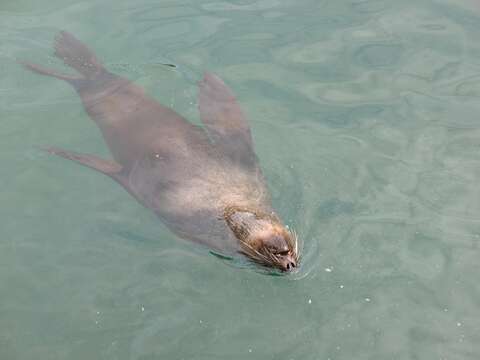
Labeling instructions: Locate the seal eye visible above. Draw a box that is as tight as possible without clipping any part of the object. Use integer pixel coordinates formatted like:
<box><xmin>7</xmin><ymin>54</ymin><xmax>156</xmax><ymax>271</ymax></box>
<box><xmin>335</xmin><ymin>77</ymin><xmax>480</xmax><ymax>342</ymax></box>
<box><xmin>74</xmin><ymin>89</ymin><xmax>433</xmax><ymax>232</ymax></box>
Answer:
<box><xmin>276</xmin><ymin>250</ymin><xmax>289</xmax><ymax>256</ymax></box>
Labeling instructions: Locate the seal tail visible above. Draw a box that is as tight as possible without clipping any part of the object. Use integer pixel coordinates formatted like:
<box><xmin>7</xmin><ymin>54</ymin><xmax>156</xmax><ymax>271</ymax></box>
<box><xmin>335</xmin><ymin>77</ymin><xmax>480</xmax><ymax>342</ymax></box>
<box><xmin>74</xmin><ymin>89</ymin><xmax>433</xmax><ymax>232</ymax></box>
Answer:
<box><xmin>19</xmin><ymin>31</ymin><xmax>105</xmax><ymax>83</ymax></box>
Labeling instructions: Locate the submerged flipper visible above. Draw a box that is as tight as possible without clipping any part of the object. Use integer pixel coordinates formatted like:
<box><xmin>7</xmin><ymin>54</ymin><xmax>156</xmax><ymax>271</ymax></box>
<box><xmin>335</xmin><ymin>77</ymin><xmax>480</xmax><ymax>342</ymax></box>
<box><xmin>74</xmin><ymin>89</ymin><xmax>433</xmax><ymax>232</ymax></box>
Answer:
<box><xmin>53</xmin><ymin>31</ymin><xmax>105</xmax><ymax>79</ymax></box>
<box><xmin>198</xmin><ymin>72</ymin><xmax>258</xmax><ymax>170</ymax></box>
<box><xmin>19</xmin><ymin>30</ymin><xmax>105</xmax><ymax>83</ymax></box>
<box><xmin>18</xmin><ymin>61</ymin><xmax>81</xmax><ymax>83</ymax></box>
<box><xmin>45</xmin><ymin>147</ymin><xmax>123</xmax><ymax>179</ymax></box>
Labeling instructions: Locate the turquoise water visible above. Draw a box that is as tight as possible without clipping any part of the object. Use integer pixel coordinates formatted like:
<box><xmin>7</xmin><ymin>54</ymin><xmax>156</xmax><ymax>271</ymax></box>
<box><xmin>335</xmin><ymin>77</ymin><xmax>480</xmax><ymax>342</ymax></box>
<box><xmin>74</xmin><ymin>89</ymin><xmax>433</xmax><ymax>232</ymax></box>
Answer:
<box><xmin>2</xmin><ymin>0</ymin><xmax>480</xmax><ymax>358</ymax></box>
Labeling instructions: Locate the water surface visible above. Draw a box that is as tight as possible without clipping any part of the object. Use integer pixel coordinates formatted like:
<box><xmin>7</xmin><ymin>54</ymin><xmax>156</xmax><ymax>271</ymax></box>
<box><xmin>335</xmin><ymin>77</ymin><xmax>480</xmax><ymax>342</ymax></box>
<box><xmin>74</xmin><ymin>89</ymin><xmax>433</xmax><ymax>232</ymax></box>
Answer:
<box><xmin>1</xmin><ymin>0</ymin><xmax>480</xmax><ymax>359</ymax></box>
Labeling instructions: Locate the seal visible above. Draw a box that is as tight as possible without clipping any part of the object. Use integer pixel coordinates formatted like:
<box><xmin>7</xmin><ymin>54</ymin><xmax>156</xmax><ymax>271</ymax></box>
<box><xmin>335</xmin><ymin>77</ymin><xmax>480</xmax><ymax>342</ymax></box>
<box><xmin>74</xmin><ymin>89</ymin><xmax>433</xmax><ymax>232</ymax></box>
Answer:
<box><xmin>21</xmin><ymin>31</ymin><xmax>299</xmax><ymax>272</ymax></box>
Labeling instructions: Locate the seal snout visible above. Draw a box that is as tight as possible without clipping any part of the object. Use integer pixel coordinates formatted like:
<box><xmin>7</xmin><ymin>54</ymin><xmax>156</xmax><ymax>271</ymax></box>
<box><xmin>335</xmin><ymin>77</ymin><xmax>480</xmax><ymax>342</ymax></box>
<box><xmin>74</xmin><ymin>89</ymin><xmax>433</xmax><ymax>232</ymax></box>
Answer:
<box><xmin>280</xmin><ymin>255</ymin><xmax>297</xmax><ymax>272</ymax></box>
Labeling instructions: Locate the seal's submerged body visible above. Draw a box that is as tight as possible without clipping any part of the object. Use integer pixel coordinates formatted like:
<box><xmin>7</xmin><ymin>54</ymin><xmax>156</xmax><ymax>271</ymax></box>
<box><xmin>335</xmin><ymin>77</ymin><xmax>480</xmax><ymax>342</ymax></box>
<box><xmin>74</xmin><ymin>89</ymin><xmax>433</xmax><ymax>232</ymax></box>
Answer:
<box><xmin>23</xmin><ymin>31</ymin><xmax>298</xmax><ymax>272</ymax></box>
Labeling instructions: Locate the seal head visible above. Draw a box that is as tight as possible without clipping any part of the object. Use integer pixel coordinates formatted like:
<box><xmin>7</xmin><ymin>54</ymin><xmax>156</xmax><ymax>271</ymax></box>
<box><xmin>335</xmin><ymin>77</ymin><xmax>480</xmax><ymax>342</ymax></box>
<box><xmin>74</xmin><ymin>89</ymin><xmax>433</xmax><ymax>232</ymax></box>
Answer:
<box><xmin>224</xmin><ymin>207</ymin><xmax>299</xmax><ymax>272</ymax></box>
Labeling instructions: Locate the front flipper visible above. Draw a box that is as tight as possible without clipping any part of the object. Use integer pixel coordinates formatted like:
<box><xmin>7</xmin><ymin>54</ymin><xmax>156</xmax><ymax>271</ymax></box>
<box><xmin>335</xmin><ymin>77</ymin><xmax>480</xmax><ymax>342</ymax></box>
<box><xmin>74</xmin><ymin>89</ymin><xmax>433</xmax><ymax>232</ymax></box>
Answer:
<box><xmin>45</xmin><ymin>146</ymin><xmax>124</xmax><ymax>181</ymax></box>
<box><xmin>198</xmin><ymin>72</ymin><xmax>258</xmax><ymax>170</ymax></box>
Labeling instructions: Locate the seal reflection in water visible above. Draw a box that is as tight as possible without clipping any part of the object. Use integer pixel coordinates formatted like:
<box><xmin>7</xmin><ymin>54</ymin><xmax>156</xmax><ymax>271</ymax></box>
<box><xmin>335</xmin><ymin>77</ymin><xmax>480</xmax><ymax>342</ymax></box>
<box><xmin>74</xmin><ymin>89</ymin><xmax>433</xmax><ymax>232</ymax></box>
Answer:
<box><xmin>22</xmin><ymin>31</ymin><xmax>299</xmax><ymax>272</ymax></box>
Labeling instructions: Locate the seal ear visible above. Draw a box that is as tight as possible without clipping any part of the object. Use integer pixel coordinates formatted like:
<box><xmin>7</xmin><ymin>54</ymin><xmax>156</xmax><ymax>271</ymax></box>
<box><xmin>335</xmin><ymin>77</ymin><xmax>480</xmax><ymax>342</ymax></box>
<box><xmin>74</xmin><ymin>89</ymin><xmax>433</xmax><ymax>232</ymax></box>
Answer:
<box><xmin>198</xmin><ymin>72</ymin><xmax>258</xmax><ymax>170</ymax></box>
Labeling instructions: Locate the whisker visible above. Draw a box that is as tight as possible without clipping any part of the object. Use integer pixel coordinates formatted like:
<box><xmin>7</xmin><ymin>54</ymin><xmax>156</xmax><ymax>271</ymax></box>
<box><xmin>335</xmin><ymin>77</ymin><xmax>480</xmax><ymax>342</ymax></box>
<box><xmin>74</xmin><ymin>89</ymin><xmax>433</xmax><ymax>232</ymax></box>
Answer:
<box><xmin>239</xmin><ymin>240</ymin><xmax>269</xmax><ymax>264</ymax></box>
<box><xmin>292</xmin><ymin>228</ymin><xmax>298</xmax><ymax>255</ymax></box>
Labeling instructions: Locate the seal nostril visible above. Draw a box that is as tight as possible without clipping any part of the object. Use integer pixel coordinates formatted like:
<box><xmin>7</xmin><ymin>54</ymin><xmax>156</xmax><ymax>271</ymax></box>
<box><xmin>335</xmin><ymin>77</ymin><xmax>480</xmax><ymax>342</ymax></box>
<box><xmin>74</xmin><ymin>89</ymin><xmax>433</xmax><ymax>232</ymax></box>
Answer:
<box><xmin>286</xmin><ymin>263</ymin><xmax>291</xmax><ymax>270</ymax></box>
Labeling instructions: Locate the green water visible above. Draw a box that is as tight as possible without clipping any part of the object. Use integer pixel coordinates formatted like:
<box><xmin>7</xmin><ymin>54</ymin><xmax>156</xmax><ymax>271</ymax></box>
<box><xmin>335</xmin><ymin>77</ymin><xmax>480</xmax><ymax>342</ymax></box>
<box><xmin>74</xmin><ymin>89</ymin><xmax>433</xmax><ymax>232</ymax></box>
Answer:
<box><xmin>2</xmin><ymin>0</ymin><xmax>480</xmax><ymax>359</ymax></box>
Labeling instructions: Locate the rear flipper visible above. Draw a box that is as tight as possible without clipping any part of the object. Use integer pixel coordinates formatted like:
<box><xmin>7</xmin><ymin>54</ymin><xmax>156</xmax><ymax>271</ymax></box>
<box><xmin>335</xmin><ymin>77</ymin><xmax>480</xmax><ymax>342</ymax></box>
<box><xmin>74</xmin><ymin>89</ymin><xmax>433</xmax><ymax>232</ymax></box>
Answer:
<box><xmin>19</xmin><ymin>31</ymin><xmax>105</xmax><ymax>82</ymax></box>
<box><xmin>18</xmin><ymin>60</ymin><xmax>81</xmax><ymax>83</ymax></box>
<box><xmin>45</xmin><ymin>147</ymin><xmax>123</xmax><ymax>180</ymax></box>
<box><xmin>53</xmin><ymin>31</ymin><xmax>105</xmax><ymax>79</ymax></box>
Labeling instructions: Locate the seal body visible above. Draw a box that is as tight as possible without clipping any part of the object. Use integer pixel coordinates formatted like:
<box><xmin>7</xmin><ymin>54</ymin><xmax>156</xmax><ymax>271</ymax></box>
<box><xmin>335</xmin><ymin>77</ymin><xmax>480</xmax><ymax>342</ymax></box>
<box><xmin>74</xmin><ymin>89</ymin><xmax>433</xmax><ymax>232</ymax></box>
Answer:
<box><xmin>22</xmin><ymin>32</ymin><xmax>298</xmax><ymax>271</ymax></box>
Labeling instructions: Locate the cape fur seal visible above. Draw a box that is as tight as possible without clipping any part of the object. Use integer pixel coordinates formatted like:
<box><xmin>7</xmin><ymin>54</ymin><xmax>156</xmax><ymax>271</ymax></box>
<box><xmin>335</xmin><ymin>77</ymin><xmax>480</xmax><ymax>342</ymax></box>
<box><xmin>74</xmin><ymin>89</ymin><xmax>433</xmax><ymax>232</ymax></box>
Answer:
<box><xmin>22</xmin><ymin>31</ymin><xmax>299</xmax><ymax>272</ymax></box>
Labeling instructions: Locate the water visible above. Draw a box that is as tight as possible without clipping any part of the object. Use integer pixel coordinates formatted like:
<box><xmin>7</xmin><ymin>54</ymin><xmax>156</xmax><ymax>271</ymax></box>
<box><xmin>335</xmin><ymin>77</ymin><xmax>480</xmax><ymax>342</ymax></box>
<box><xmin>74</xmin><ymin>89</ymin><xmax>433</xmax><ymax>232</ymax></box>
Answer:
<box><xmin>1</xmin><ymin>0</ymin><xmax>480</xmax><ymax>359</ymax></box>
